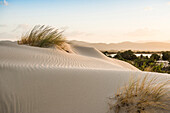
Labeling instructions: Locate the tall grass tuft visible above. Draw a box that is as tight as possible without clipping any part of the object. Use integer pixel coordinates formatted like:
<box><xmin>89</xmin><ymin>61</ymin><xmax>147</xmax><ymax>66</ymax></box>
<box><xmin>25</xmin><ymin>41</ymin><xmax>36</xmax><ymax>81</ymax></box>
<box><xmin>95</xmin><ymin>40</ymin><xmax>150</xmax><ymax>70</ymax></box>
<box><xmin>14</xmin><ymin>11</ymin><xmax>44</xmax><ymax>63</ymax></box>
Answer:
<box><xmin>18</xmin><ymin>25</ymin><xmax>66</xmax><ymax>48</ymax></box>
<box><xmin>108</xmin><ymin>75</ymin><xmax>170</xmax><ymax>113</ymax></box>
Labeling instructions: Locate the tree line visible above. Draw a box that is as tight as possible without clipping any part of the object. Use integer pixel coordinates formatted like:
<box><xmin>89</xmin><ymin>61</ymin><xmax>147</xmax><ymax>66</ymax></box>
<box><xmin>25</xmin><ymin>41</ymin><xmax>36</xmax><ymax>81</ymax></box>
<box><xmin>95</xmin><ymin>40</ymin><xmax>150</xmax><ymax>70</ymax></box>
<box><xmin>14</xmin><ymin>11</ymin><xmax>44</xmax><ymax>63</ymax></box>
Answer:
<box><xmin>103</xmin><ymin>50</ymin><xmax>170</xmax><ymax>74</ymax></box>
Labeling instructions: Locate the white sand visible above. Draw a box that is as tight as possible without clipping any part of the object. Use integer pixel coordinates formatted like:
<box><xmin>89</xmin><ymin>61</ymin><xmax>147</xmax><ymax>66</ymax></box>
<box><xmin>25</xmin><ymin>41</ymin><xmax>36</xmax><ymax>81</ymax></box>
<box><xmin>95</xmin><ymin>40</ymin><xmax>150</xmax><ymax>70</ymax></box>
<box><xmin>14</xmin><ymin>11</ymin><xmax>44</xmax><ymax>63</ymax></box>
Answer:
<box><xmin>0</xmin><ymin>41</ymin><xmax>169</xmax><ymax>113</ymax></box>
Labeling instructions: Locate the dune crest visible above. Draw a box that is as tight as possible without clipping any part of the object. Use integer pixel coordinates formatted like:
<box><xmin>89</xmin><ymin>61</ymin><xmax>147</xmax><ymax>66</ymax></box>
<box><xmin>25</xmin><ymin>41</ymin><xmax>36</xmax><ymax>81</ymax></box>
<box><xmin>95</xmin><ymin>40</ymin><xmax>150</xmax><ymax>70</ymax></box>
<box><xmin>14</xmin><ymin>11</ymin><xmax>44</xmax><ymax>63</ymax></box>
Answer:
<box><xmin>0</xmin><ymin>41</ymin><xmax>138</xmax><ymax>70</ymax></box>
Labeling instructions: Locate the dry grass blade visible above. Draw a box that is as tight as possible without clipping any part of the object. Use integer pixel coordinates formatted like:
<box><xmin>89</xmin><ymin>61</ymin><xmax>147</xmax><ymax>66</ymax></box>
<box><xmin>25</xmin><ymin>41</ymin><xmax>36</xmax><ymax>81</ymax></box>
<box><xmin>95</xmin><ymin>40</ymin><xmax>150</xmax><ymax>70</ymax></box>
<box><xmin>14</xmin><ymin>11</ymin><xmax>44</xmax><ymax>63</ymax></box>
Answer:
<box><xmin>108</xmin><ymin>75</ymin><xmax>170</xmax><ymax>113</ymax></box>
<box><xmin>18</xmin><ymin>25</ymin><xmax>66</xmax><ymax>48</ymax></box>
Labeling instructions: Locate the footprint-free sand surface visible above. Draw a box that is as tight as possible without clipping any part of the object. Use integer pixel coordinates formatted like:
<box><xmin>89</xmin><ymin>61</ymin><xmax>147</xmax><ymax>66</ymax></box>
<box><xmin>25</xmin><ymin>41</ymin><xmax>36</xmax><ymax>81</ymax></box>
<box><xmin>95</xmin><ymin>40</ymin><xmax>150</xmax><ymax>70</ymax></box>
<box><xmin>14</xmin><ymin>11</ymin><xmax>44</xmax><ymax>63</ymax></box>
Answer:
<box><xmin>0</xmin><ymin>41</ymin><xmax>169</xmax><ymax>113</ymax></box>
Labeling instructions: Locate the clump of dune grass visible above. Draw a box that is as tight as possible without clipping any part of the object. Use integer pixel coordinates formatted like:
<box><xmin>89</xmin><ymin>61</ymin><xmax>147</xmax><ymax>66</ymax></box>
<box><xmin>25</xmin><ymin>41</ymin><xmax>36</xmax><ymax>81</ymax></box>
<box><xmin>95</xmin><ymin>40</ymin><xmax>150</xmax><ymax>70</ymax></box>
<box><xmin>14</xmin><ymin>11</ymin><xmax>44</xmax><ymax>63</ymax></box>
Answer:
<box><xmin>108</xmin><ymin>75</ymin><xmax>170</xmax><ymax>113</ymax></box>
<box><xmin>18</xmin><ymin>25</ymin><xmax>66</xmax><ymax>48</ymax></box>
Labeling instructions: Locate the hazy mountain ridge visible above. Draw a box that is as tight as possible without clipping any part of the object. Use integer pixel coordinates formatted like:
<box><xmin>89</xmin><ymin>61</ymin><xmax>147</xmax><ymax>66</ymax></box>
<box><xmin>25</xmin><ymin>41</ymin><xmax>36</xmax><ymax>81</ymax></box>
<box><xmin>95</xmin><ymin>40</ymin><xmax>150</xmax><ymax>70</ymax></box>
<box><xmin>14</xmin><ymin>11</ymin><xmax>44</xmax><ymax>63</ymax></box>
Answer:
<box><xmin>70</xmin><ymin>40</ymin><xmax>170</xmax><ymax>51</ymax></box>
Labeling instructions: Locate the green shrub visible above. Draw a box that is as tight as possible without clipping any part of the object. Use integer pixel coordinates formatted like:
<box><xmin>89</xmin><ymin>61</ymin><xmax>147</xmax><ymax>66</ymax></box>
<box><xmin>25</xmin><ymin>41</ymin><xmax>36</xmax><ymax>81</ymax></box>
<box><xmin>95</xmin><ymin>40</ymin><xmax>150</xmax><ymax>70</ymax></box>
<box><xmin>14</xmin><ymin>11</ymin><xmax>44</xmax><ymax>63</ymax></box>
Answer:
<box><xmin>150</xmin><ymin>53</ymin><xmax>160</xmax><ymax>60</ymax></box>
<box><xmin>162</xmin><ymin>52</ymin><xmax>170</xmax><ymax>61</ymax></box>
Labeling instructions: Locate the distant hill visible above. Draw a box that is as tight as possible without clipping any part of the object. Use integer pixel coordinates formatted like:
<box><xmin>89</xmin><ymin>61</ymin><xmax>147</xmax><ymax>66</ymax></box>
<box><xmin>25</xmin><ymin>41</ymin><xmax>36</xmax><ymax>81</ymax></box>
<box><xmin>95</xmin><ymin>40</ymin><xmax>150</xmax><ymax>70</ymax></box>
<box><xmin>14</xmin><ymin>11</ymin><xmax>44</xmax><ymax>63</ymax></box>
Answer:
<box><xmin>69</xmin><ymin>40</ymin><xmax>170</xmax><ymax>51</ymax></box>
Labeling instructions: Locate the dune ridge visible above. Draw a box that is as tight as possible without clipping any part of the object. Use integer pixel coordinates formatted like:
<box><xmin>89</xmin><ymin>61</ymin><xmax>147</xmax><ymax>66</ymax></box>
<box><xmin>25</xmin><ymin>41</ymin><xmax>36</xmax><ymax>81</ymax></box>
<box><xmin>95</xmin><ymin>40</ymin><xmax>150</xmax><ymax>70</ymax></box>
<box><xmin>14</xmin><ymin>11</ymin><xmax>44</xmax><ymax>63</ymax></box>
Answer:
<box><xmin>0</xmin><ymin>41</ymin><xmax>169</xmax><ymax>113</ymax></box>
<box><xmin>70</xmin><ymin>40</ymin><xmax>170</xmax><ymax>51</ymax></box>
<box><xmin>0</xmin><ymin>41</ymin><xmax>138</xmax><ymax>71</ymax></box>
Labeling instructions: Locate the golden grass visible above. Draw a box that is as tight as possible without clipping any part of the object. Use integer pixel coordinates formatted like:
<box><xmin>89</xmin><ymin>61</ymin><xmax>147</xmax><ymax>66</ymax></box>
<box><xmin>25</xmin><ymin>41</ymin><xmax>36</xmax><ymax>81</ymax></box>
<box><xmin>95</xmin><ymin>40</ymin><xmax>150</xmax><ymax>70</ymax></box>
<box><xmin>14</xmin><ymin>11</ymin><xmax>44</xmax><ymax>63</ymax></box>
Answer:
<box><xmin>18</xmin><ymin>25</ymin><xmax>66</xmax><ymax>48</ymax></box>
<box><xmin>108</xmin><ymin>75</ymin><xmax>170</xmax><ymax>113</ymax></box>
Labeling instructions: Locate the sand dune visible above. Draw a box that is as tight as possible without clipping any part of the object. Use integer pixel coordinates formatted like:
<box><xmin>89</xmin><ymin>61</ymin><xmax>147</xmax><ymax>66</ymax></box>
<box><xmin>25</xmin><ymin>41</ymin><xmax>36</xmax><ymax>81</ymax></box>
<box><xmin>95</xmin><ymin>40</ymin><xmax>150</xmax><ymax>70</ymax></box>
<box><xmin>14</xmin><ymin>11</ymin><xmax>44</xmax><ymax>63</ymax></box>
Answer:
<box><xmin>0</xmin><ymin>41</ymin><xmax>138</xmax><ymax>71</ymax></box>
<box><xmin>0</xmin><ymin>41</ymin><xmax>169</xmax><ymax>113</ymax></box>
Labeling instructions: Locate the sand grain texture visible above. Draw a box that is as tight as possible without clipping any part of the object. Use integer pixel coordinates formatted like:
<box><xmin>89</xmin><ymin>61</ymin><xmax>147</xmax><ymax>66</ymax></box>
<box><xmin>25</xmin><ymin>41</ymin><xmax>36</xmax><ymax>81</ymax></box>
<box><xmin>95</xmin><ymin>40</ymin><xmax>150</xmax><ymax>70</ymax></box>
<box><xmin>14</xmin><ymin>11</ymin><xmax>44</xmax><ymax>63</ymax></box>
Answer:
<box><xmin>0</xmin><ymin>41</ymin><xmax>169</xmax><ymax>113</ymax></box>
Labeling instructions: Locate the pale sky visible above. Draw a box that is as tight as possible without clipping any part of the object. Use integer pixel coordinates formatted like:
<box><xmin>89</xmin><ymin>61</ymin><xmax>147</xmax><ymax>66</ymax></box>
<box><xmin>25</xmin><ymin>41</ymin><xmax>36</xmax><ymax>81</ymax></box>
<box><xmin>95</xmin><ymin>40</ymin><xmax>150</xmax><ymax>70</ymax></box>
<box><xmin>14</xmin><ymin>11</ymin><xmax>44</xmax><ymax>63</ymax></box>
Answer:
<box><xmin>0</xmin><ymin>0</ymin><xmax>170</xmax><ymax>43</ymax></box>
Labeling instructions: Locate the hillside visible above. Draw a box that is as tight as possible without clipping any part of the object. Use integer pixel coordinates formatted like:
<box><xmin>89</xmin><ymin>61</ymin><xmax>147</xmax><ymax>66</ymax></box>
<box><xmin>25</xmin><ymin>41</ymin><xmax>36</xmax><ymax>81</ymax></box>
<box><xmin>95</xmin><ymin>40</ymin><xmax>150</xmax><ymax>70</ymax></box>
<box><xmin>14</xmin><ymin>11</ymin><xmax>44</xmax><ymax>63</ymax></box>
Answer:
<box><xmin>70</xmin><ymin>40</ymin><xmax>170</xmax><ymax>51</ymax></box>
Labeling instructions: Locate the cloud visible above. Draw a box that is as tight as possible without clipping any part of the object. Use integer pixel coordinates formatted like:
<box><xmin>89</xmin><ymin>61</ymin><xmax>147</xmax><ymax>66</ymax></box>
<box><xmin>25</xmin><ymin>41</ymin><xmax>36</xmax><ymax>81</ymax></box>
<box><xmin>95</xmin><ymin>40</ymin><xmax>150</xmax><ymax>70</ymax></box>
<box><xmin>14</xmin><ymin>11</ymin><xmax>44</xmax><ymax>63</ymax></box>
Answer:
<box><xmin>12</xmin><ymin>24</ymin><xmax>30</xmax><ymax>32</ymax></box>
<box><xmin>168</xmin><ymin>2</ymin><xmax>170</xmax><ymax>5</ymax></box>
<box><xmin>65</xmin><ymin>31</ymin><xmax>93</xmax><ymax>37</ymax></box>
<box><xmin>144</xmin><ymin>7</ymin><xmax>153</xmax><ymax>11</ymax></box>
<box><xmin>0</xmin><ymin>32</ymin><xmax>18</xmax><ymax>41</ymax></box>
<box><xmin>0</xmin><ymin>0</ymin><xmax>8</xmax><ymax>6</ymax></box>
<box><xmin>59</xmin><ymin>26</ymin><xmax>69</xmax><ymax>31</ymax></box>
<box><xmin>4</xmin><ymin>0</ymin><xmax>8</xmax><ymax>6</ymax></box>
<box><xmin>125</xmin><ymin>28</ymin><xmax>160</xmax><ymax>37</ymax></box>
<box><xmin>0</xmin><ymin>24</ymin><xmax>7</xmax><ymax>27</ymax></box>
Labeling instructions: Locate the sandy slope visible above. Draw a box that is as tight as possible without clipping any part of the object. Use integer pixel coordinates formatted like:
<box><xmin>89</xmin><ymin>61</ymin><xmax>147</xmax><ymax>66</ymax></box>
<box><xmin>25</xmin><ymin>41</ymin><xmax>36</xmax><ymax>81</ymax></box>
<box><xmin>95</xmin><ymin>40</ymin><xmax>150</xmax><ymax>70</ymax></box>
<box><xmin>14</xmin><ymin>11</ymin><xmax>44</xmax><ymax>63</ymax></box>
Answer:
<box><xmin>0</xmin><ymin>41</ymin><xmax>138</xmax><ymax>71</ymax></box>
<box><xmin>0</xmin><ymin>41</ymin><xmax>169</xmax><ymax>113</ymax></box>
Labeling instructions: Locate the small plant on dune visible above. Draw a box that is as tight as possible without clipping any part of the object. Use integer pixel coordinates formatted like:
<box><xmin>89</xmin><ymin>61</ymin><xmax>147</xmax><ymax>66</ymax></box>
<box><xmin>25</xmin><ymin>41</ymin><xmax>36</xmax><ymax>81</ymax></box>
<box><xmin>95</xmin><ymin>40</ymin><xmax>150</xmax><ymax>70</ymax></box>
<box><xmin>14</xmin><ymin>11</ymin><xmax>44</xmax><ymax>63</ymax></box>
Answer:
<box><xmin>108</xmin><ymin>75</ymin><xmax>170</xmax><ymax>113</ymax></box>
<box><xmin>18</xmin><ymin>25</ymin><xmax>66</xmax><ymax>48</ymax></box>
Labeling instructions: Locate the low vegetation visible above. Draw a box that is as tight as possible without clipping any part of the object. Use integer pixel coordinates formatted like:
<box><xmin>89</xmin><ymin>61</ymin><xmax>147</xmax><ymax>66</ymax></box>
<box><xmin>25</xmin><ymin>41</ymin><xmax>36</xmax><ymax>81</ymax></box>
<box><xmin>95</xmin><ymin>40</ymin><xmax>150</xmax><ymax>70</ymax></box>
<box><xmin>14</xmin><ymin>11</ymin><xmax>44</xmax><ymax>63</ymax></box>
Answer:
<box><xmin>104</xmin><ymin>50</ymin><xmax>170</xmax><ymax>74</ymax></box>
<box><xmin>108</xmin><ymin>75</ymin><xmax>170</xmax><ymax>113</ymax></box>
<box><xmin>18</xmin><ymin>25</ymin><xmax>66</xmax><ymax>48</ymax></box>
<box><xmin>162</xmin><ymin>52</ymin><xmax>170</xmax><ymax>61</ymax></box>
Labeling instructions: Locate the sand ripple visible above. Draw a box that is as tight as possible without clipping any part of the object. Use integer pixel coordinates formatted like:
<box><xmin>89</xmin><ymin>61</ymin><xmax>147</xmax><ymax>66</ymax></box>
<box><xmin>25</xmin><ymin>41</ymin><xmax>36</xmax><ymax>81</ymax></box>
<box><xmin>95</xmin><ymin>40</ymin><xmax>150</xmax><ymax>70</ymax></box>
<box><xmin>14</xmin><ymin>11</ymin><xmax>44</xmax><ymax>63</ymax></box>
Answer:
<box><xmin>0</xmin><ymin>41</ymin><xmax>137</xmax><ymax>71</ymax></box>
